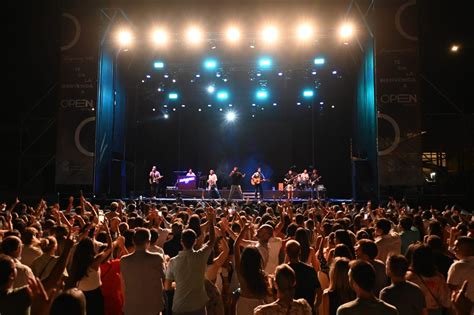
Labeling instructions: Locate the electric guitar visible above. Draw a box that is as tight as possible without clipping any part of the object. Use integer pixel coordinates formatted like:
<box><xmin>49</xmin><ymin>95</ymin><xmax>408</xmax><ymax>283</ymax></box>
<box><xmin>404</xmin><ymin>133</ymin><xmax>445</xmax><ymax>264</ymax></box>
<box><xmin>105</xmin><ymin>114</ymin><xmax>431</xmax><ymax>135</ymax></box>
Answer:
<box><xmin>309</xmin><ymin>176</ymin><xmax>322</xmax><ymax>187</ymax></box>
<box><xmin>149</xmin><ymin>175</ymin><xmax>164</xmax><ymax>185</ymax></box>
<box><xmin>284</xmin><ymin>175</ymin><xmax>299</xmax><ymax>185</ymax></box>
<box><xmin>250</xmin><ymin>177</ymin><xmax>270</xmax><ymax>186</ymax></box>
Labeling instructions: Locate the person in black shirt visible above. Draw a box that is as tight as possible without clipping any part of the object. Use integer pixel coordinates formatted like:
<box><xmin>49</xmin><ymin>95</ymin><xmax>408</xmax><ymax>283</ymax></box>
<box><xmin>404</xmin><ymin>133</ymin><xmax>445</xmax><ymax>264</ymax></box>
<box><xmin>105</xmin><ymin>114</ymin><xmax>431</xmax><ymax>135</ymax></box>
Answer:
<box><xmin>251</xmin><ymin>167</ymin><xmax>265</xmax><ymax>200</ymax></box>
<box><xmin>228</xmin><ymin>167</ymin><xmax>245</xmax><ymax>200</ymax></box>
<box><xmin>286</xmin><ymin>240</ymin><xmax>322</xmax><ymax>311</ymax></box>
<box><xmin>163</xmin><ymin>222</ymin><xmax>183</xmax><ymax>258</ymax></box>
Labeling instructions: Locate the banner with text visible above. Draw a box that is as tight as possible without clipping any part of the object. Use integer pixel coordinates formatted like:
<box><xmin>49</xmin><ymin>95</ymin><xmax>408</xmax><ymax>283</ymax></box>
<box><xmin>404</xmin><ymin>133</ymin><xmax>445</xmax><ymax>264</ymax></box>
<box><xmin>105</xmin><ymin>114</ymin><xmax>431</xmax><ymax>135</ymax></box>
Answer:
<box><xmin>375</xmin><ymin>0</ymin><xmax>423</xmax><ymax>186</ymax></box>
<box><xmin>56</xmin><ymin>10</ymin><xmax>98</xmax><ymax>185</ymax></box>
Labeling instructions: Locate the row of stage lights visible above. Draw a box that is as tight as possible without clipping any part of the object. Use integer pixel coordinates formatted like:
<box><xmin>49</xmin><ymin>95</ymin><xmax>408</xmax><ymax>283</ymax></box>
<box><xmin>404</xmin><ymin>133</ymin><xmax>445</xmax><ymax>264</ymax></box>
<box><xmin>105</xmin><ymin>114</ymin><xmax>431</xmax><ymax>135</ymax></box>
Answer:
<box><xmin>116</xmin><ymin>23</ymin><xmax>355</xmax><ymax>46</ymax></box>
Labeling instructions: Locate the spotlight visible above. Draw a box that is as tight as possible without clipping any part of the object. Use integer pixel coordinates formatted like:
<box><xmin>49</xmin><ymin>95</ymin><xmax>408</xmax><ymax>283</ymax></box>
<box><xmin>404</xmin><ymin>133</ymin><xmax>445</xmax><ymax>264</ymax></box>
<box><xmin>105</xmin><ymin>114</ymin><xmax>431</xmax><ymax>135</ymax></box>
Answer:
<box><xmin>217</xmin><ymin>91</ymin><xmax>229</xmax><ymax>100</ymax></box>
<box><xmin>303</xmin><ymin>90</ymin><xmax>314</xmax><ymax>98</ymax></box>
<box><xmin>207</xmin><ymin>85</ymin><xmax>215</xmax><ymax>94</ymax></box>
<box><xmin>258</xmin><ymin>57</ymin><xmax>273</xmax><ymax>69</ymax></box>
<box><xmin>226</xmin><ymin>111</ymin><xmax>236</xmax><ymax>122</ymax></box>
<box><xmin>151</xmin><ymin>29</ymin><xmax>168</xmax><ymax>46</ymax></box>
<box><xmin>256</xmin><ymin>89</ymin><xmax>269</xmax><ymax>100</ymax></box>
<box><xmin>261</xmin><ymin>26</ymin><xmax>278</xmax><ymax>44</ymax></box>
<box><xmin>226</xmin><ymin>27</ymin><xmax>241</xmax><ymax>42</ymax></box>
<box><xmin>146</xmin><ymin>75</ymin><xmax>151</xmax><ymax>79</ymax></box>
<box><xmin>204</xmin><ymin>59</ymin><xmax>218</xmax><ymax>70</ymax></box>
<box><xmin>186</xmin><ymin>27</ymin><xmax>203</xmax><ymax>45</ymax></box>
<box><xmin>117</xmin><ymin>30</ymin><xmax>133</xmax><ymax>46</ymax></box>
<box><xmin>154</xmin><ymin>61</ymin><xmax>165</xmax><ymax>69</ymax></box>
<box><xmin>451</xmin><ymin>44</ymin><xmax>460</xmax><ymax>52</ymax></box>
<box><xmin>339</xmin><ymin>23</ymin><xmax>354</xmax><ymax>39</ymax></box>
<box><xmin>296</xmin><ymin>23</ymin><xmax>313</xmax><ymax>41</ymax></box>
<box><xmin>152</xmin><ymin>108</ymin><xmax>156</xmax><ymax>111</ymax></box>
<box><xmin>164</xmin><ymin>113</ymin><xmax>169</xmax><ymax>119</ymax></box>
<box><xmin>332</xmin><ymin>70</ymin><xmax>337</xmax><ymax>75</ymax></box>
<box><xmin>314</xmin><ymin>57</ymin><xmax>325</xmax><ymax>65</ymax></box>
<box><xmin>168</xmin><ymin>93</ymin><xmax>178</xmax><ymax>100</ymax></box>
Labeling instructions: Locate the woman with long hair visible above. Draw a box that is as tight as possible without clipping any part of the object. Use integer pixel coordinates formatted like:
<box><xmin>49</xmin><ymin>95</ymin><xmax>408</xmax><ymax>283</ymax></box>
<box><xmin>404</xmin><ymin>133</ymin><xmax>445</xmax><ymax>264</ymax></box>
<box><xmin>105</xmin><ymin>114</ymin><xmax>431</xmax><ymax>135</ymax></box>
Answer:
<box><xmin>234</xmin><ymin>224</ymin><xmax>270</xmax><ymax>315</ymax></box>
<box><xmin>321</xmin><ymin>257</ymin><xmax>355</xmax><ymax>315</ymax></box>
<box><xmin>68</xmin><ymin>224</ymin><xmax>112</xmax><ymax>315</ymax></box>
<box><xmin>31</xmin><ymin>236</ymin><xmax>59</xmax><ymax>280</ymax></box>
<box><xmin>294</xmin><ymin>228</ymin><xmax>318</xmax><ymax>269</ymax></box>
<box><xmin>405</xmin><ymin>244</ymin><xmax>452</xmax><ymax>315</ymax></box>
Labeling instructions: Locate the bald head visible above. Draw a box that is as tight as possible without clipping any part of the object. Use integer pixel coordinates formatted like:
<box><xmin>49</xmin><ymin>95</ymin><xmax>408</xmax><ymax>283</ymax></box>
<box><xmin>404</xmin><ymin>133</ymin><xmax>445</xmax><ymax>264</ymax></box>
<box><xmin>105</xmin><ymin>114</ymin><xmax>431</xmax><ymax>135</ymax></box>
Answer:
<box><xmin>286</xmin><ymin>240</ymin><xmax>301</xmax><ymax>261</ymax></box>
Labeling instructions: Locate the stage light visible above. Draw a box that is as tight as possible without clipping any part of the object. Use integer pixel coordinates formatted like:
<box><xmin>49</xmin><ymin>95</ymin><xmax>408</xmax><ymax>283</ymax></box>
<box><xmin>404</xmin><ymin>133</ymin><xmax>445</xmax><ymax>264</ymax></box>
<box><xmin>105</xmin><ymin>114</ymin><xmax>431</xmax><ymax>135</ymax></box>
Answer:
<box><xmin>154</xmin><ymin>61</ymin><xmax>165</xmax><ymax>69</ymax></box>
<box><xmin>296</xmin><ymin>23</ymin><xmax>313</xmax><ymax>41</ymax></box>
<box><xmin>339</xmin><ymin>23</ymin><xmax>354</xmax><ymax>39</ymax></box>
<box><xmin>331</xmin><ymin>105</ymin><xmax>335</xmax><ymax>108</ymax></box>
<box><xmin>151</xmin><ymin>29</ymin><xmax>168</xmax><ymax>46</ymax></box>
<box><xmin>204</xmin><ymin>59</ymin><xmax>218</xmax><ymax>70</ymax></box>
<box><xmin>314</xmin><ymin>57</ymin><xmax>325</xmax><ymax>65</ymax></box>
<box><xmin>320</xmin><ymin>101</ymin><xmax>324</xmax><ymax>105</ymax></box>
<box><xmin>207</xmin><ymin>85</ymin><xmax>215</xmax><ymax>94</ymax></box>
<box><xmin>186</xmin><ymin>27</ymin><xmax>203</xmax><ymax>45</ymax></box>
<box><xmin>168</xmin><ymin>93</ymin><xmax>178</xmax><ymax>100</ymax></box>
<box><xmin>273</xmin><ymin>103</ymin><xmax>277</xmax><ymax>106</ymax></box>
<box><xmin>208</xmin><ymin>104</ymin><xmax>212</xmax><ymax>107</ymax></box>
<box><xmin>261</xmin><ymin>26</ymin><xmax>278</xmax><ymax>44</ymax></box>
<box><xmin>332</xmin><ymin>70</ymin><xmax>337</xmax><ymax>75</ymax></box>
<box><xmin>164</xmin><ymin>114</ymin><xmax>169</xmax><ymax>119</ymax></box>
<box><xmin>198</xmin><ymin>108</ymin><xmax>202</xmax><ymax>112</ymax></box>
<box><xmin>226</xmin><ymin>27</ymin><xmax>241</xmax><ymax>42</ymax></box>
<box><xmin>226</xmin><ymin>111</ymin><xmax>236</xmax><ymax>122</ymax></box>
<box><xmin>303</xmin><ymin>90</ymin><xmax>314</xmax><ymax>98</ymax></box>
<box><xmin>278</xmin><ymin>72</ymin><xmax>283</xmax><ymax>76</ymax></box>
<box><xmin>152</xmin><ymin>108</ymin><xmax>156</xmax><ymax>111</ymax></box>
<box><xmin>256</xmin><ymin>89</ymin><xmax>269</xmax><ymax>100</ymax></box>
<box><xmin>217</xmin><ymin>91</ymin><xmax>229</xmax><ymax>100</ymax></box>
<box><xmin>258</xmin><ymin>57</ymin><xmax>273</xmax><ymax>69</ymax></box>
<box><xmin>117</xmin><ymin>30</ymin><xmax>133</xmax><ymax>46</ymax></box>
<box><xmin>311</xmin><ymin>71</ymin><xmax>317</xmax><ymax>75</ymax></box>
<box><xmin>451</xmin><ymin>44</ymin><xmax>459</xmax><ymax>52</ymax></box>
<box><xmin>146</xmin><ymin>75</ymin><xmax>151</xmax><ymax>78</ymax></box>
<box><xmin>297</xmin><ymin>102</ymin><xmax>301</xmax><ymax>105</ymax></box>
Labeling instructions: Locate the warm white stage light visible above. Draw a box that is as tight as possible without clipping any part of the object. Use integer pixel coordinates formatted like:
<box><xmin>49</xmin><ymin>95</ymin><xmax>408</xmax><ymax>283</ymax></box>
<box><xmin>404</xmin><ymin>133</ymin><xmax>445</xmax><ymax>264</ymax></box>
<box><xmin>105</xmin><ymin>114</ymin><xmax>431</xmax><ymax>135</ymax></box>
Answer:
<box><xmin>297</xmin><ymin>24</ymin><xmax>313</xmax><ymax>41</ymax></box>
<box><xmin>186</xmin><ymin>27</ymin><xmax>204</xmax><ymax>45</ymax></box>
<box><xmin>151</xmin><ymin>29</ymin><xmax>168</xmax><ymax>46</ymax></box>
<box><xmin>117</xmin><ymin>30</ymin><xmax>133</xmax><ymax>46</ymax></box>
<box><xmin>261</xmin><ymin>26</ymin><xmax>279</xmax><ymax>44</ymax></box>
<box><xmin>339</xmin><ymin>23</ymin><xmax>354</xmax><ymax>39</ymax></box>
<box><xmin>226</xmin><ymin>27</ymin><xmax>241</xmax><ymax>42</ymax></box>
<box><xmin>450</xmin><ymin>44</ymin><xmax>459</xmax><ymax>52</ymax></box>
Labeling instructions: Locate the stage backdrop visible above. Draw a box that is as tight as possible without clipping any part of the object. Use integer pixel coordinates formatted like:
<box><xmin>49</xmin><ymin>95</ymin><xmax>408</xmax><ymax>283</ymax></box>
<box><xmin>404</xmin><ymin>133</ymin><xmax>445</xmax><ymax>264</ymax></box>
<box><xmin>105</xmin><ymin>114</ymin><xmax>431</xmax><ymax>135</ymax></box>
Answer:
<box><xmin>375</xmin><ymin>0</ymin><xmax>423</xmax><ymax>186</ymax></box>
<box><xmin>55</xmin><ymin>10</ymin><xmax>98</xmax><ymax>185</ymax></box>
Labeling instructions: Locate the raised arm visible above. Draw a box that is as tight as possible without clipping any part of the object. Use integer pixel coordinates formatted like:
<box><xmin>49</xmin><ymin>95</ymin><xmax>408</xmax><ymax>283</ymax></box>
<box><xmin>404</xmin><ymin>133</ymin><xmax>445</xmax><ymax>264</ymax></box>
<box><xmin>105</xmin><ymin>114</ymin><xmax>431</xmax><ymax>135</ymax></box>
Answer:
<box><xmin>233</xmin><ymin>223</ymin><xmax>250</xmax><ymax>279</ymax></box>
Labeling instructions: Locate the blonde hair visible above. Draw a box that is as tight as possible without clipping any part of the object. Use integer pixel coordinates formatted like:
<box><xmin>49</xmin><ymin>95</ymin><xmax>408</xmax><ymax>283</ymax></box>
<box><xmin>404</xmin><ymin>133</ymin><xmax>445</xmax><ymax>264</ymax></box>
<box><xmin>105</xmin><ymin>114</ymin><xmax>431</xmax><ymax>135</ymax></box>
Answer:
<box><xmin>328</xmin><ymin>257</ymin><xmax>355</xmax><ymax>304</ymax></box>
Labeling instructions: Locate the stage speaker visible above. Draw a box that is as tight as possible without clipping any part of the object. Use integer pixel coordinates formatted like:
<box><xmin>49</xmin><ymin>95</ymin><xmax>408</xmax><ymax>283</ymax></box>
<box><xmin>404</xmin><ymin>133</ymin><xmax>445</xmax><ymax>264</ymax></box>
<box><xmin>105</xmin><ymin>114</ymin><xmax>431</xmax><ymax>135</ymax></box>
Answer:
<box><xmin>352</xmin><ymin>159</ymin><xmax>376</xmax><ymax>201</ymax></box>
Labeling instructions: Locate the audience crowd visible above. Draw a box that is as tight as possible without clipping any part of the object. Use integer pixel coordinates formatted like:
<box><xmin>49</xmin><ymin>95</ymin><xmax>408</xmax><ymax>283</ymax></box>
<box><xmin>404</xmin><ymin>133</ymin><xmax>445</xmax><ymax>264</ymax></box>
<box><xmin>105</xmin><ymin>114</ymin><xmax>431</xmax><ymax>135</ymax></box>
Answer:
<box><xmin>0</xmin><ymin>195</ymin><xmax>473</xmax><ymax>315</ymax></box>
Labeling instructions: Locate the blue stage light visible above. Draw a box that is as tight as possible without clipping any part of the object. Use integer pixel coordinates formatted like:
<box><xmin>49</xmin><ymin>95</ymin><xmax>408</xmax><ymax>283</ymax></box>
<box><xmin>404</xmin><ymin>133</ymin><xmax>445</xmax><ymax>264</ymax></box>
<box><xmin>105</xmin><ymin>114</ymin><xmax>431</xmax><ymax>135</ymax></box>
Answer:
<box><xmin>303</xmin><ymin>90</ymin><xmax>314</xmax><ymax>98</ymax></box>
<box><xmin>256</xmin><ymin>89</ymin><xmax>269</xmax><ymax>100</ymax></box>
<box><xmin>258</xmin><ymin>57</ymin><xmax>272</xmax><ymax>69</ymax></box>
<box><xmin>314</xmin><ymin>57</ymin><xmax>325</xmax><ymax>65</ymax></box>
<box><xmin>168</xmin><ymin>93</ymin><xmax>178</xmax><ymax>100</ymax></box>
<box><xmin>217</xmin><ymin>91</ymin><xmax>229</xmax><ymax>100</ymax></box>
<box><xmin>204</xmin><ymin>59</ymin><xmax>218</xmax><ymax>70</ymax></box>
<box><xmin>154</xmin><ymin>61</ymin><xmax>165</xmax><ymax>69</ymax></box>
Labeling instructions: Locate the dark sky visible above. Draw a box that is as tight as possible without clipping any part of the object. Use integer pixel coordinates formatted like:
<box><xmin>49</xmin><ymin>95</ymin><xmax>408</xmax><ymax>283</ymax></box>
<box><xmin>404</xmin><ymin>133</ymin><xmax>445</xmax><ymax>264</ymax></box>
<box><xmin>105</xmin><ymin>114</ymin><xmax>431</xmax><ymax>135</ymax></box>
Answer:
<box><xmin>2</xmin><ymin>0</ymin><xmax>472</xmax><ymax>195</ymax></box>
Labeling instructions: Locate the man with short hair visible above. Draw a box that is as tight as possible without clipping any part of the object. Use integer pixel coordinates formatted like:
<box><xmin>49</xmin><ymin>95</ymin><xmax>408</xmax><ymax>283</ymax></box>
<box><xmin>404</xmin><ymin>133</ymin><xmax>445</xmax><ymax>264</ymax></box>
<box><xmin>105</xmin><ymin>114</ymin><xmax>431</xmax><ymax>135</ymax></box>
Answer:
<box><xmin>380</xmin><ymin>255</ymin><xmax>427</xmax><ymax>315</ymax></box>
<box><xmin>20</xmin><ymin>227</ymin><xmax>42</xmax><ymax>267</ymax></box>
<box><xmin>447</xmin><ymin>236</ymin><xmax>474</xmax><ymax>312</ymax></box>
<box><xmin>120</xmin><ymin>227</ymin><xmax>166</xmax><ymax>315</ymax></box>
<box><xmin>355</xmin><ymin>239</ymin><xmax>389</xmax><ymax>297</ymax></box>
<box><xmin>164</xmin><ymin>222</ymin><xmax>183</xmax><ymax>258</ymax></box>
<box><xmin>1</xmin><ymin>236</ymin><xmax>34</xmax><ymax>289</ymax></box>
<box><xmin>374</xmin><ymin>218</ymin><xmax>401</xmax><ymax>263</ymax></box>
<box><xmin>286</xmin><ymin>240</ymin><xmax>322</xmax><ymax>310</ymax></box>
<box><xmin>399</xmin><ymin>216</ymin><xmax>420</xmax><ymax>255</ymax></box>
<box><xmin>228</xmin><ymin>167</ymin><xmax>245</xmax><ymax>200</ymax></box>
<box><xmin>165</xmin><ymin>209</ymin><xmax>216</xmax><ymax>315</ymax></box>
<box><xmin>337</xmin><ymin>260</ymin><xmax>398</xmax><ymax>315</ymax></box>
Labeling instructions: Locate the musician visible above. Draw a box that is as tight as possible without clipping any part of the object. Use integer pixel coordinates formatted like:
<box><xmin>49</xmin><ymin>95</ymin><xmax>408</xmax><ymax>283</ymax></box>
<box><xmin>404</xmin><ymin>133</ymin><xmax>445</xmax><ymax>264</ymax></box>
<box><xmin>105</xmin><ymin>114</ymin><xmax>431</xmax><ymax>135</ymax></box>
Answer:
<box><xmin>284</xmin><ymin>169</ymin><xmax>295</xmax><ymax>200</ymax></box>
<box><xmin>207</xmin><ymin>169</ymin><xmax>220</xmax><ymax>199</ymax></box>
<box><xmin>186</xmin><ymin>168</ymin><xmax>196</xmax><ymax>177</ymax></box>
<box><xmin>310</xmin><ymin>169</ymin><xmax>322</xmax><ymax>199</ymax></box>
<box><xmin>228</xmin><ymin>166</ymin><xmax>245</xmax><ymax>200</ymax></box>
<box><xmin>149</xmin><ymin>166</ymin><xmax>162</xmax><ymax>197</ymax></box>
<box><xmin>298</xmin><ymin>169</ymin><xmax>310</xmax><ymax>190</ymax></box>
<box><xmin>251</xmin><ymin>167</ymin><xmax>265</xmax><ymax>200</ymax></box>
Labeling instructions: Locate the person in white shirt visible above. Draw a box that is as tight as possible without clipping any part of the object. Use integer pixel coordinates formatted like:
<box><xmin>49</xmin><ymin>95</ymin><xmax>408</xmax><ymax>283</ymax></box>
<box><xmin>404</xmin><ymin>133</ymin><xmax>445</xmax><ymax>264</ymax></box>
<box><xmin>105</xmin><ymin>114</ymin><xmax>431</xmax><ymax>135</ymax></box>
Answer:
<box><xmin>0</xmin><ymin>236</ymin><xmax>34</xmax><ymax>289</ymax></box>
<box><xmin>447</xmin><ymin>236</ymin><xmax>474</xmax><ymax>311</ymax></box>
<box><xmin>187</xmin><ymin>169</ymin><xmax>196</xmax><ymax>177</ymax></box>
<box><xmin>165</xmin><ymin>208</ymin><xmax>216</xmax><ymax>315</ymax></box>
<box><xmin>374</xmin><ymin>218</ymin><xmax>401</xmax><ymax>263</ymax></box>
<box><xmin>208</xmin><ymin>169</ymin><xmax>220</xmax><ymax>199</ymax></box>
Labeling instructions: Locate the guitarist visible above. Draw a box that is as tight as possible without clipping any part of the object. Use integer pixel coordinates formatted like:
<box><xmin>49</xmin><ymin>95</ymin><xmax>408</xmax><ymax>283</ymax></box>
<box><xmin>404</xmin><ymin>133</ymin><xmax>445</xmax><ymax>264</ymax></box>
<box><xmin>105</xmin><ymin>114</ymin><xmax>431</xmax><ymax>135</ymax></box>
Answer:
<box><xmin>284</xmin><ymin>169</ymin><xmax>297</xmax><ymax>200</ymax></box>
<box><xmin>251</xmin><ymin>167</ymin><xmax>266</xmax><ymax>200</ymax></box>
<box><xmin>310</xmin><ymin>169</ymin><xmax>322</xmax><ymax>199</ymax></box>
<box><xmin>149</xmin><ymin>166</ymin><xmax>163</xmax><ymax>197</ymax></box>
